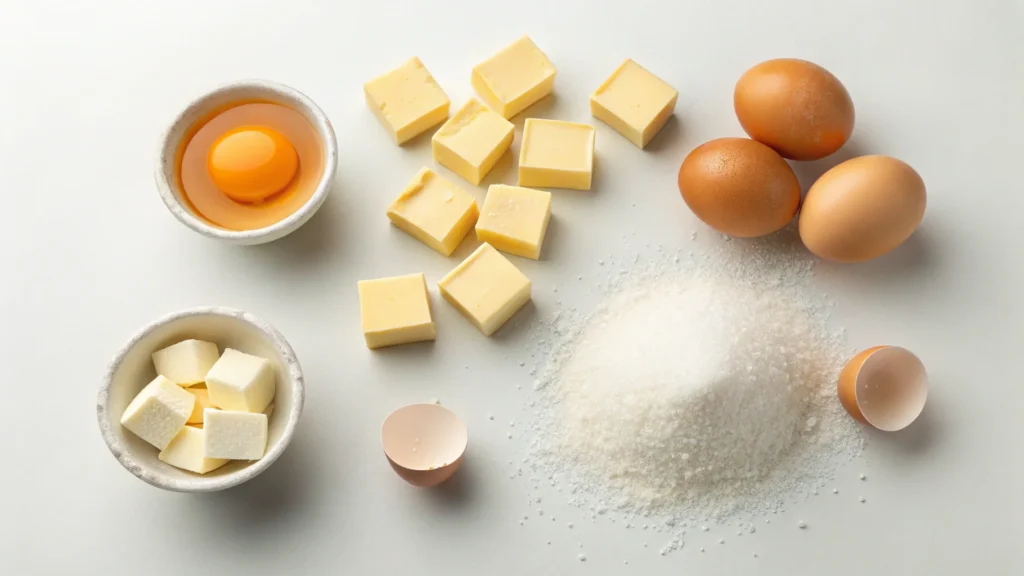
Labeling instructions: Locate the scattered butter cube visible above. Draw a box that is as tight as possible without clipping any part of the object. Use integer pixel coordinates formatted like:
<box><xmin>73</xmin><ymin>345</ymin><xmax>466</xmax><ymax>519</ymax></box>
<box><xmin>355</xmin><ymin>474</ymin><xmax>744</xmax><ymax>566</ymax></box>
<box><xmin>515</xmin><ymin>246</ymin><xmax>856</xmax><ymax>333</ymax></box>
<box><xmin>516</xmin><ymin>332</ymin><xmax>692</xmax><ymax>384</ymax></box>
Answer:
<box><xmin>438</xmin><ymin>243</ymin><xmax>531</xmax><ymax>336</ymax></box>
<box><xmin>120</xmin><ymin>375</ymin><xmax>195</xmax><ymax>450</ymax></box>
<box><xmin>151</xmin><ymin>339</ymin><xmax>219</xmax><ymax>387</ymax></box>
<box><xmin>519</xmin><ymin>119</ymin><xmax>596</xmax><ymax>190</ymax></box>
<box><xmin>472</xmin><ymin>36</ymin><xmax>556</xmax><ymax>119</ymax></box>
<box><xmin>476</xmin><ymin>185</ymin><xmax>552</xmax><ymax>260</ymax></box>
<box><xmin>358</xmin><ymin>273</ymin><xmax>436</xmax><ymax>349</ymax></box>
<box><xmin>158</xmin><ymin>426</ymin><xmax>228</xmax><ymax>474</ymax></box>
<box><xmin>365</xmin><ymin>57</ymin><xmax>450</xmax><ymax>144</ymax></box>
<box><xmin>264</xmin><ymin>403</ymin><xmax>275</xmax><ymax>419</ymax></box>
<box><xmin>186</xmin><ymin>386</ymin><xmax>214</xmax><ymax>424</ymax></box>
<box><xmin>205</xmin><ymin>349</ymin><xmax>276</xmax><ymax>413</ymax></box>
<box><xmin>203</xmin><ymin>409</ymin><xmax>268</xmax><ymax>460</ymax></box>
<box><xmin>591</xmin><ymin>59</ymin><xmax>678</xmax><ymax>149</ymax></box>
<box><xmin>432</xmin><ymin>99</ymin><xmax>514</xmax><ymax>185</ymax></box>
<box><xmin>387</xmin><ymin>167</ymin><xmax>479</xmax><ymax>256</ymax></box>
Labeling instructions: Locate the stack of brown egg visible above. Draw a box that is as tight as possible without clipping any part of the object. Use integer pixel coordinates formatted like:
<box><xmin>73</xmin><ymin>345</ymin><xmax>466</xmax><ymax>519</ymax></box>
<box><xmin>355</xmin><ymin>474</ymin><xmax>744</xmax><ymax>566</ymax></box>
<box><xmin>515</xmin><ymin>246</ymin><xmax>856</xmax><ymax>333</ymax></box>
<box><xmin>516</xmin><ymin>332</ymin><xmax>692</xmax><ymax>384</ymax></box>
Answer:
<box><xmin>678</xmin><ymin>59</ymin><xmax>926</xmax><ymax>263</ymax></box>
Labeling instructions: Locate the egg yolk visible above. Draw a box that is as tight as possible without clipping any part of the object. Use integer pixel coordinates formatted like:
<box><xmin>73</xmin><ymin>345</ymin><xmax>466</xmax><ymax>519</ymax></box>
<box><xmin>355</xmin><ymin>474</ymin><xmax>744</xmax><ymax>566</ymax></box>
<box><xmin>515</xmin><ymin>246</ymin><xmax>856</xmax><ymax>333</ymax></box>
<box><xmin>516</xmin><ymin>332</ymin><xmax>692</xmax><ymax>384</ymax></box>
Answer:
<box><xmin>207</xmin><ymin>125</ymin><xmax>298</xmax><ymax>203</ymax></box>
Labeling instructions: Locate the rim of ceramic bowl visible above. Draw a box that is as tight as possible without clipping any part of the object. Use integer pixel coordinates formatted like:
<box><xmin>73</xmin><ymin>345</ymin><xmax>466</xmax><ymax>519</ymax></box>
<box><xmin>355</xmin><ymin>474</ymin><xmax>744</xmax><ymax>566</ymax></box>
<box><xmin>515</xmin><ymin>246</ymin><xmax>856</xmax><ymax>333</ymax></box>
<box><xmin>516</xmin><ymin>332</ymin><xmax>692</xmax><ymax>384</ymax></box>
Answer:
<box><xmin>154</xmin><ymin>79</ymin><xmax>338</xmax><ymax>243</ymax></box>
<box><xmin>96</xmin><ymin>306</ymin><xmax>305</xmax><ymax>492</ymax></box>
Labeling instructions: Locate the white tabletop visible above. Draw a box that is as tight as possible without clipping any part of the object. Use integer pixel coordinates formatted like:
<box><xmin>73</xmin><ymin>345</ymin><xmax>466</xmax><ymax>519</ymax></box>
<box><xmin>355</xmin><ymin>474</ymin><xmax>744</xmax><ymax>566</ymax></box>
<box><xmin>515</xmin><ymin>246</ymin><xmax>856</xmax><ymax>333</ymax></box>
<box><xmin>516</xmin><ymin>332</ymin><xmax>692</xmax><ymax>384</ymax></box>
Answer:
<box><xmin>3</xmin><ymin>1</ymin><xmax>1022</xmax><ymax>573</ymax></box>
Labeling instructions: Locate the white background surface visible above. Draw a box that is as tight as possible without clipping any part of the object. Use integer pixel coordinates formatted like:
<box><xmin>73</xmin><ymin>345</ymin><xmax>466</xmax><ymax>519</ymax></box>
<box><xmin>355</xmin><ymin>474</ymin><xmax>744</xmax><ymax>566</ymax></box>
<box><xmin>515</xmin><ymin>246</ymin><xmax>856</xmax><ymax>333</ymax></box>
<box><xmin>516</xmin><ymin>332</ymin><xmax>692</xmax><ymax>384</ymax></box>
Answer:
<box><xmin>2</xmin><ymin>1</ymin><xmax>1022</xmax><ymax>574</ymax></box>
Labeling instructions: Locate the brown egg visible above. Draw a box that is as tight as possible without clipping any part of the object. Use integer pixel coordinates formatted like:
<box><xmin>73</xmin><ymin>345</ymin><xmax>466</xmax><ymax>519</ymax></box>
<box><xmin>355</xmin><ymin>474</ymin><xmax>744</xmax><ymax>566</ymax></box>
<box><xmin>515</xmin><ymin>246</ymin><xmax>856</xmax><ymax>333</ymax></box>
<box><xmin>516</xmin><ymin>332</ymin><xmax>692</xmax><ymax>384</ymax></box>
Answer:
<box><xmin>734</xmin><ymin>59</ymin><xmax>855</xmax><ymax>161</ymax></box>
<box><xmin>678</xmin><ymin>138</ymin><xmax>801</xmax><ymax>237</ymax></box>
<box><xmin>799</xmin><ymin>155</ymin><xmax>925</xmax><ymax>262</ymax></box>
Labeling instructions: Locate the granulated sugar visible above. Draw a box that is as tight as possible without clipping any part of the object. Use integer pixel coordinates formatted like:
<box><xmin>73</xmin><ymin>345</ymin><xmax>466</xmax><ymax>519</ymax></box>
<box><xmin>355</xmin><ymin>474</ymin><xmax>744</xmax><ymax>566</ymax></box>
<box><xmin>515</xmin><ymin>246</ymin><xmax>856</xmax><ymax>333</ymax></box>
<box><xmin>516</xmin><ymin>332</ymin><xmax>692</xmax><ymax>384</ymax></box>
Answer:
<box><xmin>524</xmin><ymin>230</ymin><xmax>863</xmax><ymax>528</ymax></box>
<box><xmin>556</xmin><ymin>275</ymin><xmax>828</xmax><ymax>505</ymax></box>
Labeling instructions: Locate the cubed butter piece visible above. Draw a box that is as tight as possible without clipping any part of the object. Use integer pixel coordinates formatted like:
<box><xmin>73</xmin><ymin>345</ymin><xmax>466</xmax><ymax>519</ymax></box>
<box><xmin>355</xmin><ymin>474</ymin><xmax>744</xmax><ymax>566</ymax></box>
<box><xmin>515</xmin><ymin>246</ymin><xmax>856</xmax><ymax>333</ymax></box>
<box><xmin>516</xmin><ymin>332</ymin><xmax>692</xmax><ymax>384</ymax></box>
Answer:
<box><xmin>151</xmin><ymin>339</ymin><xmax>219</xmax><ymax>387</ymax></box>
<box><xmin>358</xmin><ymin>273</ymin><xmax>436</xmax><ymax>349</ymax></box>
<box><xmin>158</xmin><ymin>426</ymin><xmax>228</xmax><ymax>474</ymax></box>
<box><xmin>518</xmin><ymin>119</ymin><xmax>595</xmax><ymax>190</ymax></box>
<box><xmin>476</xmin><ymin>185</ymin><xmax>552</xmax><ymax>260</ymax></box>
<box><xmin>365</xmin><ymin>57</ymin><xmax>450</xmax><ymax>144</ymax></box>
<box><xmin>387</xmin><ymin>168</ymin><xmax>479</xmax><ymax>256</ymax></box>
<box><xmin>432</xmin><ymin>99</ymin><xmax>514</xmax><ymax>185</ymax></box>
<box><xmin>590</xmin><ymin>59</ymin><xmax>678</xmax><ymax>149</ymax></box>
<box><xmin>186</xmin><ymin>387</ymin><xmax>214</xmax><ymax>424</ymax></box>
<box><xmin>438</xmin><ymin>243</ymin><xmax>531</xmax><ymax>336</ymax></box>
<box><xmin>203</xmin><ymin>409</ymin><xmax>268</xmax><ymax>460</ymax></box>
<box><xmin>205</xmin><ymin>349</ymin><xmax>276</xmax><ymax>413</ymax></box>
<box><xmin>472</xmin><ymin>36</ymin><xmax>556</xmax><ymax>119</ymax></box>
<box><xmin>120</xmin><ymin>375</ymin><xmax>195</xmax><ymax>450</ymax></box>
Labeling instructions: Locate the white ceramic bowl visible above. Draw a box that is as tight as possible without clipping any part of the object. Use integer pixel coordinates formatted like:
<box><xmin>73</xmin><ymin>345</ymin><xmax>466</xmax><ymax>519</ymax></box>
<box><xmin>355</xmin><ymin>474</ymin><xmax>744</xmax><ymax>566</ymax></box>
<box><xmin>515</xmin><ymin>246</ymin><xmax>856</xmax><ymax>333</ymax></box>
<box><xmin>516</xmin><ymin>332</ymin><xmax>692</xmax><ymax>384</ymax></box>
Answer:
<box><xmin>155</xmin><ymin>79</ymin><xmax>338</xmax><ymax>245</ymax></box>
<box><xmin>97</xmin><ymin>307</ymin><xmax>305</xmax><ymax>492</ymax></box>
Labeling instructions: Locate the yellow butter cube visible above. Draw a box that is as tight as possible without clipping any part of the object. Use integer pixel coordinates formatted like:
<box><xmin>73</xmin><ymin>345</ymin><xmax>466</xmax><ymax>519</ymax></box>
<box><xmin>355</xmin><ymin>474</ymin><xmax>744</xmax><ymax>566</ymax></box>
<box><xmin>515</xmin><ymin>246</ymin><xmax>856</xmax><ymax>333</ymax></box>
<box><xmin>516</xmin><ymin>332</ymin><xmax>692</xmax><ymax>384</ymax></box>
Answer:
<box><xmin>518</xmin><ymin>119</ymin><xmax>595</xmax><ymax>190</ymax></box>
<box><xmin>365</xmin><ymin>57</ymin><xmax>450</xmax><ymax>144</ymax></box>
<box><xmin>476</xmin><ymin>185</ymin><xmax>552</xmax><ymax>260</ymax></box>
<box><xmin>159</xmin><ymin>426</ymin><xmax>228</xmax><ymax>474</ymax></box>
<box><xmin>186</xmin><ymin>386</ymin><xmax>214</xmax><ymax>424</ymax></box>
<box><xmin>387</xmin><ymin>168</ymin><xmax>479</xmax><ymax>256</ymax></box>
<box><xmin>591</xmin><ymin>59</ymin><xmax>678</xmax><ymax>149</ymax></box>
<box><xmin>472</xmin><ymin>36</ymin><xmax>556</xmax><ymax>119</ymax></box>
<box><xmin>438</xmin><ymin>243</ymin><xmax>531</xmax><ymax>336</ymax></box>
<box><xmin>432</xmin><ymin>99</ymin><xmax>514</xmax><ymax>185</ymax></box>
<box><xmin>358</xmin><ymin>273</ymin><xmax>437</xmax><ymax>349</ymax></box>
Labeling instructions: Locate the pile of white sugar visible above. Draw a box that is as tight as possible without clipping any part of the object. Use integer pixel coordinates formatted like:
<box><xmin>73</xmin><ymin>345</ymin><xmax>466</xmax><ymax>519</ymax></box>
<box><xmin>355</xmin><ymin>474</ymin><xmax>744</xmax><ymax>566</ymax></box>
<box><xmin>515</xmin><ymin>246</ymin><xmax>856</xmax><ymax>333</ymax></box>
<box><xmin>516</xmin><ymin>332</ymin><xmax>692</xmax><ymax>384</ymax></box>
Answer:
<box><xmin>524</xmin><ymin>231</ymin><xmax>863</xmax><ymax>526</ymax></box>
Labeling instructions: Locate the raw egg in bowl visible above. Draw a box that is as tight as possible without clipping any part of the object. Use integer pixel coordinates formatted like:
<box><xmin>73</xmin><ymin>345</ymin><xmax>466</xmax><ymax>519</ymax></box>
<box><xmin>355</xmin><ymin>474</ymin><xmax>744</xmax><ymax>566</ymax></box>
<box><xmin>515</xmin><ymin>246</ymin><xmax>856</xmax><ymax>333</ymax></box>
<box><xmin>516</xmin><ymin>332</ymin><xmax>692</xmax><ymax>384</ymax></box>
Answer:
<box><xmin>156</xmin><ymin>80</ymin><xmax>338</xmax><ymax>245</ymax></box>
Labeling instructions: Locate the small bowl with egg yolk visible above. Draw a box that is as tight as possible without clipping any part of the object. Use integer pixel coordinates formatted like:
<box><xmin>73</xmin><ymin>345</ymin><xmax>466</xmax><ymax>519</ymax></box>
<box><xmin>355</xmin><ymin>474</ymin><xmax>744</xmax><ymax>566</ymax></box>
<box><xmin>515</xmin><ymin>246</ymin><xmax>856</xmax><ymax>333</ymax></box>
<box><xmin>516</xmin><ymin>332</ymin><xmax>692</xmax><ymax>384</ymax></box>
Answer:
<box><xmin>156</xmin><ymin>79</ymin><xmax>338</xmax><ymax>245</ymax></box>
<box><xmin>96</xmin><ymin>307</ymin><xmax>304</xmax><ymax>492</ymax></box>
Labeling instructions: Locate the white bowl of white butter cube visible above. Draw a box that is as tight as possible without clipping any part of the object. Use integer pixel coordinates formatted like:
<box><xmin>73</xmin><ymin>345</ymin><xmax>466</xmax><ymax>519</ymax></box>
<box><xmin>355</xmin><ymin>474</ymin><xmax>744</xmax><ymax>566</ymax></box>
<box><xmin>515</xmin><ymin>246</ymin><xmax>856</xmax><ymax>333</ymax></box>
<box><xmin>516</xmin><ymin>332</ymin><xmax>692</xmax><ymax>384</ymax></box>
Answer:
<box><xmin>97</xmin><ymin>307</ymin><xmax>304</xmax><ymax>492</ymax></box>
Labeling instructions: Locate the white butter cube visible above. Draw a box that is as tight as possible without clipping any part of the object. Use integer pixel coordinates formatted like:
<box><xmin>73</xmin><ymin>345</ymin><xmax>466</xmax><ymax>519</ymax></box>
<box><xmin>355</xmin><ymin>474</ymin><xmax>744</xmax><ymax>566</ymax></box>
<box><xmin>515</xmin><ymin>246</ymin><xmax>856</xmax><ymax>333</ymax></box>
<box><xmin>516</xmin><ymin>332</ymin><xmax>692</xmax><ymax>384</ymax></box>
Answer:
<box><xmin>120</xmin><ymin>375</ymin><xmax>195</xmax><ymax>450</ymax></box>
<box><xmin>205</xmin><ymin>349</ymin><xmax>276</xmax><ymax>413</ymax></box>
<box><xmin>204</xmin><ymin>409</ymin><xmax>268</xmax><ymax>460</ymax></box>
<box><xmin>158</xmin><ymin>426</ymin><xmax>228</xmax><ymax>474</ymax></box>
<box><xmin>151</xmin><ymin>339</ymin><xmax>219</xmax><ymax>387</ymax></box>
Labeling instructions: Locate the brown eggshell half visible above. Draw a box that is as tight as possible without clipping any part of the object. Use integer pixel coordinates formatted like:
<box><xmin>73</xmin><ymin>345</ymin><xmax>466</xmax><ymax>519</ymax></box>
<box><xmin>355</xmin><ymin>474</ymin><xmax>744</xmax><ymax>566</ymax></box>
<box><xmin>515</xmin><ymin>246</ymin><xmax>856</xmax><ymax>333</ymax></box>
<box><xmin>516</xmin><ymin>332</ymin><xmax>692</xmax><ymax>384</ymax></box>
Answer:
<box><xmin>678</xmin><ymin>138</ymin><xmax>801</xmax><ymax>237</ymax></box>
<box><xmin>838</xmin><ymin>346</ymin><xmax>928</xmax><ymax>432</ymax></box>
<box><xmin>799</xmin><ymin>155</ymin><xmax>926</xmax><ymax>263</ymax></box>
<box><xmin>381</xmin><ymin>403</ymin><xmax>468</xmax><ymax>488</ymax></box>
<box><xmin>838</xmin><ymin>346</ymin><xmax>884</xmax><ymax>423</ymax></box>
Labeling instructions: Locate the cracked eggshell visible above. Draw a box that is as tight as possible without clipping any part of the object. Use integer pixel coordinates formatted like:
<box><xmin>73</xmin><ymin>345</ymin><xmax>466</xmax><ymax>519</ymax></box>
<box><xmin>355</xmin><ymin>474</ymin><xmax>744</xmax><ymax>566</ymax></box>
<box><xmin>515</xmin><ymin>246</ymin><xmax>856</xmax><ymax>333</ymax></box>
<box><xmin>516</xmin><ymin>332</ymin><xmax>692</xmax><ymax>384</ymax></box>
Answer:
<box><xmin>381</xmin><ymin>403</ymin><xmax>467</xmax><ymax>487</ymax></box>
<box><xmin>838</xmin><ymin>346</ymin><xmax>928</xmax><ymax>431</ymax></box>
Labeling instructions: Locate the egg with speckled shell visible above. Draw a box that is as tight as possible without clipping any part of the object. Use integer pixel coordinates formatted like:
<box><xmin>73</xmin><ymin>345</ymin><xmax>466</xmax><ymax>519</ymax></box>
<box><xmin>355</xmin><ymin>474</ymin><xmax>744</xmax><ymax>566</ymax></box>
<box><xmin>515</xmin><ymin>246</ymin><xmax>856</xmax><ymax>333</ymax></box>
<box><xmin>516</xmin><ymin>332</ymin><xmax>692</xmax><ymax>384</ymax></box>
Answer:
<box><xmin>678</xmin><ymin>138</ymin><xmax>801</xmax><ymax>238</ymax></box>
<box><xmin>734</xmin><ymin>59</ymin><xmax>855</xmax><ymax>161</ymax></box>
